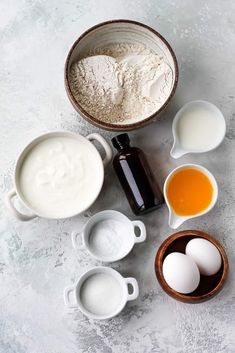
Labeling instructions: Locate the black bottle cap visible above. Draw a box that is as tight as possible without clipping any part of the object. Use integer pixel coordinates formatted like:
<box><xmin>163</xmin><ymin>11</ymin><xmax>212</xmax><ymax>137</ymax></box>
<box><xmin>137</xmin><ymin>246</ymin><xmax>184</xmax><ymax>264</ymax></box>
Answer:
<box><xmin>111</xmin><ymin>133</ymin><xmax>130</xmax><ymax>150</ymax></box>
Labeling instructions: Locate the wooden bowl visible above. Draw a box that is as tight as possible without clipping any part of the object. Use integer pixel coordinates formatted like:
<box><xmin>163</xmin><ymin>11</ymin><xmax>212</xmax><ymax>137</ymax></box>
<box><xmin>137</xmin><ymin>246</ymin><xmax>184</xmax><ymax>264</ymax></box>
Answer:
<box><xmin>65</xmin><ymin>19</ymin><xmax>178</xmax><ymax>131</ymax></box>
<box><xmin>155</xmin><ymin>230</ymin><xmax>229</xmax><ymax>303</ymax></box>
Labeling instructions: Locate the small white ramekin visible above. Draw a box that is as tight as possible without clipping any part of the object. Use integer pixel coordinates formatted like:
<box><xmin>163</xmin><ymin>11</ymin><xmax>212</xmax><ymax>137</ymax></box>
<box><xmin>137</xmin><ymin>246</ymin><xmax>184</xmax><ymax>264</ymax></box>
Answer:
<box><xmin>71</xmin><ymin>210</ymin><xmax>147</xmax><ymax>262</ymax></box>
<box><xmin>64</xmin><ymin>266</ymin><xmax>139</xmax><ymax>320</ymax></box>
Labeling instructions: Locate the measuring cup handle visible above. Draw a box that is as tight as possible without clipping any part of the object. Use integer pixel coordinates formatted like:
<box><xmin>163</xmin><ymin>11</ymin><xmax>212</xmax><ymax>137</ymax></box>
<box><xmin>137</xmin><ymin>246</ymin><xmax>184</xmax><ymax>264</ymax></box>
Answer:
<box><xmin>64</xmin><ymin>285</ymin><xmax>77</xmax><ymax>308</ymax></box>
<box><xmin>125</xmin><ymin>278</ymin><xmax>139</xmax><ymax>301</ymax></box>
<box><xmin>86</xmin><ymin>133</ymin><xmax>112</xmax><ymax>168</ymax></box>
<box><xmin>71</xmin><ymin>231</ymin><xmax>84</xmax><ymax>249</ymax></box>
<box><xmin>5</xmin><ymin>189</ymin><xmax>37</xmax><ymax>221</ymax></box>
<box><xmin>132</xmin><ymin>220</ymin><xmax>147</xmax><ymax>243</ymax></box>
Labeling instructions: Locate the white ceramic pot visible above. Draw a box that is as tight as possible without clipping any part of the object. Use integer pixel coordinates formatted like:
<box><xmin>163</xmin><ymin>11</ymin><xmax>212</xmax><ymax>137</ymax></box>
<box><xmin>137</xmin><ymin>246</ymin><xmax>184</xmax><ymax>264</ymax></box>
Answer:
<box><xmin>163</xmin><ymin>164</ymin><xmax>218</xmax><ymax>229</ymax></box>
<box><xmin>71</xmin><ymin>210</ymin><xmax>147</xmax><ymax>262</ymax></box>
<box><xmin>5</xmin><ymin>131</ymin><xmax>112</xmax><ymax>221</ymax></box>
<box><xmin>64</xmin><ymin>266</ymin><xmax>139</xmax><ymax>320</ymax></box>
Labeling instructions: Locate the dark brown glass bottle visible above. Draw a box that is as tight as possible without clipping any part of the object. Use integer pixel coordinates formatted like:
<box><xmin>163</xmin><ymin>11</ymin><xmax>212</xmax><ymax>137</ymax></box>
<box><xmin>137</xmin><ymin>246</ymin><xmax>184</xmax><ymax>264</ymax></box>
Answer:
<box><xmin>112</xmin><ymin>133</ymin><xmax>164</xmax><ymax>215</ymax></box>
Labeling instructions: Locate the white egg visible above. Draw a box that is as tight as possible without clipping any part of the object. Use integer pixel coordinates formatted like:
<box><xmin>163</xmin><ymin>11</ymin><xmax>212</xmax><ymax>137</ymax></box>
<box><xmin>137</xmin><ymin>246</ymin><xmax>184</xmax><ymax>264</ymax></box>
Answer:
<box><xmin>185</xmin><ymin>238</ymin><xmax>222</xmax><ymax>276</ymax></box>
<box><xmin>162</xmin><ymin>252</ymin><xmax>200</xmax><ymax>294</ymax></box>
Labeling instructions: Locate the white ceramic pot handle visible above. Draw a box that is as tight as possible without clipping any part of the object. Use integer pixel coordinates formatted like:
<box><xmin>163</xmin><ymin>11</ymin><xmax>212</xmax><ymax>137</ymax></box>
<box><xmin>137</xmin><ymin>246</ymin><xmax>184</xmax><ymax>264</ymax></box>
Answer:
<box><xmin>125</xmin><ymin>277</ymin><xmax>139</xmax><ymax>301</ymax></box>
<box><xmin>86</xmin><ymin>133</ymin><xmax>112</xmax><ymax>167</ymax></box>
<box><xmin>64</xmin><ymin>285</ymin><xmax>77</xmax><ymax>308</ymax></box>
<box><xmin>5</xmin><ymin>189</ymin><xmax>37</xmax><ymax>221</ymax></box>
<box><xmin>132</xmin><ymin>220</ymin><xmax>147</xmax><ymax>243</ymax></box>
<box><xmin>71</xmin><ymin>231</ymin><xmax>84</xmax><ymax>249</ymax></box>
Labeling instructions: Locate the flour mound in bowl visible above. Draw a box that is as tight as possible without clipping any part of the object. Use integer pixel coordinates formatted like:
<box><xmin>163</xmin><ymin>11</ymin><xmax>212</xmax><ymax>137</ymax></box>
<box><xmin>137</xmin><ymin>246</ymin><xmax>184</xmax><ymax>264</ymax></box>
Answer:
<box><xmin>69</xmin><ymin>43</ymin><xmax>173</xmax><ymax>124</ymax></box>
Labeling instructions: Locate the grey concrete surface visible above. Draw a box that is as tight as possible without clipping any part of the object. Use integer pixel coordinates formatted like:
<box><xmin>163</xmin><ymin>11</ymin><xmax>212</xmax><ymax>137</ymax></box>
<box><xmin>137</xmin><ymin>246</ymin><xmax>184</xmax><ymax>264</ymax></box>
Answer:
<box><xmin>0</xmin><ymin>1</ymin><xmax>235</xmax><ymax>352</ymax></box>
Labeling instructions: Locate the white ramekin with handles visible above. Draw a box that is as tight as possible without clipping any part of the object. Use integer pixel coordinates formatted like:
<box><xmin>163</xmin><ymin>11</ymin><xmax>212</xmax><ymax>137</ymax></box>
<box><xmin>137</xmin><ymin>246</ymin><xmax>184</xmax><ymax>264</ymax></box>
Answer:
<box><xmin>163</xmin><ymin>164</ymin><xmax>218</xmax><ymax>229</ymax></box>
<box><xmin>71</xmin><ymin>210</ymin><xmax>147</xmax><ymax>262</ymax></box>
<box><xmin>5</xmin><ymin>131</ymin><xmax>112</xmax><ymax>221</ymax></box>
<box><xmin>64</xmin><ymin>266</ymin><xmax>139</xmax><ymax>320</ymax></box>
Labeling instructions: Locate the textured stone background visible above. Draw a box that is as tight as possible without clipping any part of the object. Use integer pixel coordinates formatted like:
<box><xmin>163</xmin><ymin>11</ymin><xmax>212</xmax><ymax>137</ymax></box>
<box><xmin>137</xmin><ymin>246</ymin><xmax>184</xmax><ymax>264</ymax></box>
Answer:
<box><xmin>0</xmin><ymin>1</ymin><xmax>235</xmax><ymax>352</ymax></box>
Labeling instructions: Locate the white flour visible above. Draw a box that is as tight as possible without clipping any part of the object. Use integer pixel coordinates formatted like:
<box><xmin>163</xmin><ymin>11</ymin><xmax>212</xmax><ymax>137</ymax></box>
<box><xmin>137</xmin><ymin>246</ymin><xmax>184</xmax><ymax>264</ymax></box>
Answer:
<box><xmin>69</xmin><ymin>43</ymin><xmax>173</xmax><ymax>123</ymax></box>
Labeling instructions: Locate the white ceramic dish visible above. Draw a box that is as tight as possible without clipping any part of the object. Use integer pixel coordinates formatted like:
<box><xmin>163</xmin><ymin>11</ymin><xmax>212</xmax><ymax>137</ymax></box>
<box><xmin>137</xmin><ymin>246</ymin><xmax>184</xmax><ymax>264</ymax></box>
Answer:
<box><xmin>65</xmin><ymin>19</ymin><xmax>178</xmax><ymax>131</ymax></box>
<box><xmin>64</xmin><ymin>266</ymin><xmax>139</xmax><ymax>320</ymax></box>
<box><xmin>5</xmin><ymin>131</ymin><xmax>112</xmax><ymax>221</ymax></box>
<box><xmin>171</xmin><ymin>100</ymin><xmax>226</xmax><ymax>159</ymax></box>
<box><xmin>163</xmin><ymin>164</ymin><xmax>218</xmax><ymax>229</ymax></box>
<box><xmin>72</xmin><ymin>210</ymin><xmax>146</xmax><ymax>262</ymax></box>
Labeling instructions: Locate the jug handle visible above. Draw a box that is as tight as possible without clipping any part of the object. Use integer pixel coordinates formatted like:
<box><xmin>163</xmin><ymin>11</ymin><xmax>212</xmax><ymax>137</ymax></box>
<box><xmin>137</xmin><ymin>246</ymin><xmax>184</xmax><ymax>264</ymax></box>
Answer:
<box><xmin>86</xmin><ymin>133</ymin><xmax>112</xmax><ymax>168</ymax></box>
<box><xmin>5</xmin><ymin>189</ymin><xmax>37</xmax><ymax>221</ymax></box>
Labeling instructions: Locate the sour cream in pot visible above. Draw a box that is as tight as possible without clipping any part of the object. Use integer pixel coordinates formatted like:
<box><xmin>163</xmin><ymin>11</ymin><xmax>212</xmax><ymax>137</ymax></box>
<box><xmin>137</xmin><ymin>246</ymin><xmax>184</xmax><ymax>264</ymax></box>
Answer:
<box><xmin>18</xmin><ymin>135</ymin><xmax>103</xmax><ymax>218</ymax></box>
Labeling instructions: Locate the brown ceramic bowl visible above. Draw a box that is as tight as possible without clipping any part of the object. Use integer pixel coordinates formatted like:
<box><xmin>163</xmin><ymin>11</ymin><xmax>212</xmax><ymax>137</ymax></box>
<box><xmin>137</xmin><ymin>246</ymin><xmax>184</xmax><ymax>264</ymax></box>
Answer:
<box><xmin>65</xmin><ymin>19</ymin><xmax>178</xmax><ymax>131</ymax></box>
<box><xmin>155</xmin><ymin>230</ymin><xmax>228</xmax><ymax>303</ymax></box>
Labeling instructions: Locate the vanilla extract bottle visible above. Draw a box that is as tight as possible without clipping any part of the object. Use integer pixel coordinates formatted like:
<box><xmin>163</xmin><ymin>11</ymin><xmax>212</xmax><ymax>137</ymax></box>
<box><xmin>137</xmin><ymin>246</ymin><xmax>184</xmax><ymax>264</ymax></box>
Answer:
<box><xmin>112</xmin><ymin>133</ymin><xmax>164</xmax><ymax>215</ymax></box>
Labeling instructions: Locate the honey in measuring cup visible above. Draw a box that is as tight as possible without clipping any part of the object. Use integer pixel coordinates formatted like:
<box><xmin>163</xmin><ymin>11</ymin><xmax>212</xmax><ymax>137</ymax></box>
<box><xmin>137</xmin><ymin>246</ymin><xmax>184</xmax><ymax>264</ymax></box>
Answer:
<box><xmin>166</xmin><ymin>168</ymin><xmax>214</xmax><ymax>216</ymax></box>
